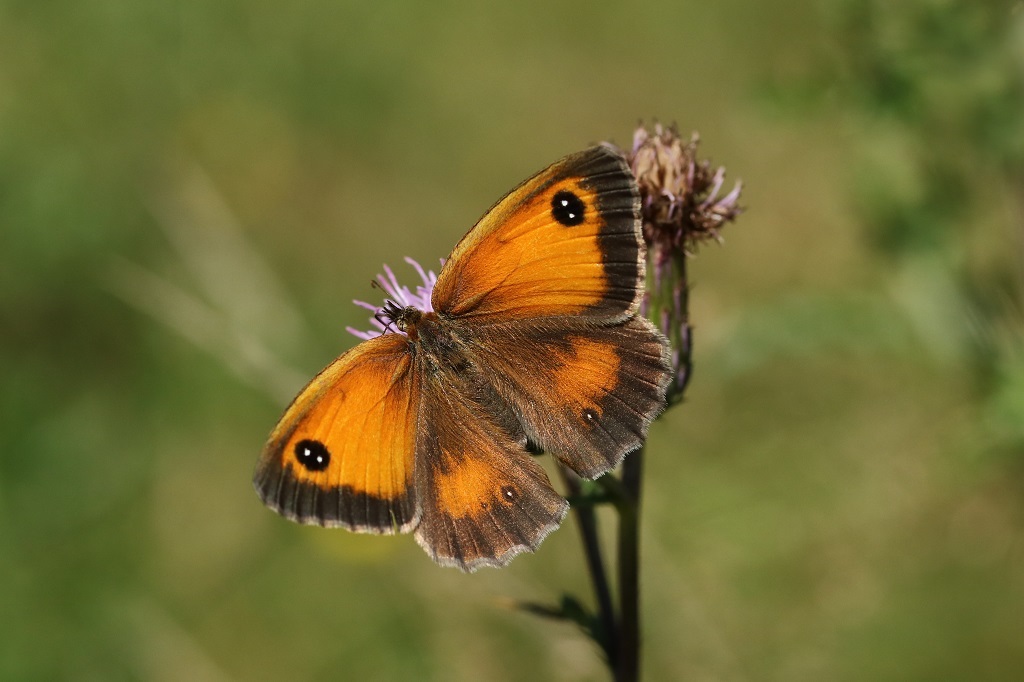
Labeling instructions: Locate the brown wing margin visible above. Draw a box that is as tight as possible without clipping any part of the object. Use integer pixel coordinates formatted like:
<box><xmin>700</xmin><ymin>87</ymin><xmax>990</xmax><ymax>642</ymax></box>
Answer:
<box><xmin>253</xmin><ymin>333</ymin><xmax>421</xmax><ymax>534</ymax></box>
<box><xmin>413</xmin><ymin>370</ymin><xmax>569</xmax><ymax>571</ymax></box>
<box><xmin>432</xmin><ymin>146</ymin><xmax>644</xmax><ymax>324</ymax></box>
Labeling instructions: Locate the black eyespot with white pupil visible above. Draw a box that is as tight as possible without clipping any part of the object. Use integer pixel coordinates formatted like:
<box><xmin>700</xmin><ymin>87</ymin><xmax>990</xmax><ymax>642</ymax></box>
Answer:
<box><xmin>295</xmin><ymin>439</ymin><xmax>331</xmax><ymax>472</ymax></box>
<box><xmin>500</xmin><ymin>485</ymin><xmax>518</xmax><ymax>503</ymax></box>
<box><xmin>551</xmin><ymin>190</ymin><xmax>585</xmax><ymax>226</ymax></box>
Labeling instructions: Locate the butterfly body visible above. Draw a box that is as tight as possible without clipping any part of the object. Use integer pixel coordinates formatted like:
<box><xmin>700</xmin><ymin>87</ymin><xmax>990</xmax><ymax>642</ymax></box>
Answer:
<box><xmin>255</xmin><ymin>146</ymin><xmax>672</xmax><ymax>571</ymax></box>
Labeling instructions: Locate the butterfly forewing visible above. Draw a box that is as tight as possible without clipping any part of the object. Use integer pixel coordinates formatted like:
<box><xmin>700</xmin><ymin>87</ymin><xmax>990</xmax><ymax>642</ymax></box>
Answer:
<box><xmin>253</xmin><ymin>333</ymin><xmax>421</xmax><ymax>533</ymax></box>
<box><xmin>432</xmin><ymin>146</ymin><xmax>643</xmax><ymax>324</ymax></box>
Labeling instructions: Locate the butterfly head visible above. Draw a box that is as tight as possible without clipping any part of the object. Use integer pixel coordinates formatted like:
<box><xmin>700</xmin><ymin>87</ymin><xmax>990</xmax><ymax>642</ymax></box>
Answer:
<box><xmin>377</xmin><ymin>300</ymin><xmax>424</xmax><ymax>338</ymax></box>
<box><xmin>347</xmin><ymin>258</ymin><xmax>440</xmax><ymax>341</ymax></box>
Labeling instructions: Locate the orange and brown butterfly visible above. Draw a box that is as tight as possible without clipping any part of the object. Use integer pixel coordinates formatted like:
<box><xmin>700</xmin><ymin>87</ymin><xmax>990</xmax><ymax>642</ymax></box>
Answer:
<box><xmin>253</xmin><ymin>145</ymin><xmax>672</xmax><ymax>571</ymax></box>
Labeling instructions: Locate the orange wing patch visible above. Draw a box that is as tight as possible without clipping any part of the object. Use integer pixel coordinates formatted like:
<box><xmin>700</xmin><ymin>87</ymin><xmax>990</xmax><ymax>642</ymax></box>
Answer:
<box><xmin>432</xmin><ymin>146</ymin><xmax>642</xmax><ymax>323</ymax></box>
<box><xmin>253</xmin><ymin>333</ymin><xmax>421</xmax><ymax>533</ymax></box>
<box><xmin>433</xmin><ymin>455</ymin><xmax>508</xmax><ymax>520</ymax></box>
<box><xmin>550</xmin><ymin>335</ymin><xmax>622</xmax><ymax>424</ymax></box>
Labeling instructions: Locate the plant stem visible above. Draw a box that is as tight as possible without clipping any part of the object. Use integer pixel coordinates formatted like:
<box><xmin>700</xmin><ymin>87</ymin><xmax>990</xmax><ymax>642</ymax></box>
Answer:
<box><xmin>559</xmin><ymin>466</ymin><xmax>619</xmax><ymax>666</ymax></box>
<box><xmin>616</xmin><ymin>446</ymin><xmax>644</xmax><ymax>682</ymax></box>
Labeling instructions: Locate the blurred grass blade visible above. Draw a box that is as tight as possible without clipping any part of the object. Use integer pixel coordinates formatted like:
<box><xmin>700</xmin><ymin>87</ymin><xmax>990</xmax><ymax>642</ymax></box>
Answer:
<box><xmin>105</xmin><ymin>257</ymin><xmax>305</xmax><ymax>404</ymax></box>
<box><xmin>148</xmin><ymin>163</ymin><xmax>308</xmax><ymax>352</ymax></box>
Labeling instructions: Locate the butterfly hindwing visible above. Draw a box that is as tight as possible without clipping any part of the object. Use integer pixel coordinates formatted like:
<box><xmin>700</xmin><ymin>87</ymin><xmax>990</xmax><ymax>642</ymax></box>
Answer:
<box><xmin>413</xmin><ymin>370</ymin><xmax>569</xmax><ymax>571</ymax></box>
<box><xmin>455</xmin><ymin>316</ymin><xmax>671</xmax><ymax>478</ymax></box>
<box><xmin>432</xmin><ymin>146</ymin><xmax>642</xmax><ymax>323</ymax></box>
<box><xmin>253</xmin><ymin>333</ymin><xmax>421</xmax><ymax>533</ymax></box>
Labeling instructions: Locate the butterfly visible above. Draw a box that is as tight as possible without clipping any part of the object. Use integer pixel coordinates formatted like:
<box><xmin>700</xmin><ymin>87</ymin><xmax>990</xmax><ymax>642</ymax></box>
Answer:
<box><xmin>254</xmin><ymin>145</ymin><xmax>672</xmax><ymax>571</ymax></box>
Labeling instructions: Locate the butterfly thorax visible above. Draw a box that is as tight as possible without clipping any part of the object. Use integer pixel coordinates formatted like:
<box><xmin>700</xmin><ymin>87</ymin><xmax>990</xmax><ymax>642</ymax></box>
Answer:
<box><xmin>384</xmin><ymin>306</ymin><xmax>465</xmax><ymax>370</ymax></box>
<box><xmin>404</xmin><ymin>310</ymin><xmax>478</xmax><ymax>382</ymax></box>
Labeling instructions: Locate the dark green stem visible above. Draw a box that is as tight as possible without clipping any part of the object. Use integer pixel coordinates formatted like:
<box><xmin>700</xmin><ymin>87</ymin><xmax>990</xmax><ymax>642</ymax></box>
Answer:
<box><xmin>616</xmin><ymin>446</ymin><xmax>644</xmax><ymax>682</ymax></box>
<box><xmin>559</xmin><ymin>466</ymin><xmax>619</xmax><ymax>665</ymax></box>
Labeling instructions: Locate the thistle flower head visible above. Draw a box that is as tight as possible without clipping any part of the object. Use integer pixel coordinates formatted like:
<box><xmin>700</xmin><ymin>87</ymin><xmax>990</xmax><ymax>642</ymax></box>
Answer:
<box><xmin>346</xmin><ymin>257</ymin><xmax>438</xmax><ymax>340</ymax></box>
<box><xmin>631</xmin><ymin>123</ymin><xmax>743</xmax><ymax>260</ymax></box>
<box><xmin>625</xmin><ymin>123</ymin><xmax>744</xmax><ymax>402</ymax></box>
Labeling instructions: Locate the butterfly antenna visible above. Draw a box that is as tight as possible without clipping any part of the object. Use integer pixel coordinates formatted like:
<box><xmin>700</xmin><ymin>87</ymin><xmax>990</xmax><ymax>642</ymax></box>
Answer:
<box><xmin>375</xmin><ymin>299</ymin><xmax>403</xmax><ymax>334</ymax></box>
<box><xmin>374</xmin><ymin>309</ymin><xmax>394</xmax><ymax>333</ymax></box>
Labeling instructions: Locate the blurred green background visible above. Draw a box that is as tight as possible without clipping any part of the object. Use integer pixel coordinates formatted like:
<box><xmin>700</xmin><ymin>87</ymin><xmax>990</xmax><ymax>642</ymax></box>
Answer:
<box><xmin>3</xmin><ymin>0</ymin><xmax>1023</xmax><ymax>680</ymax></box>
